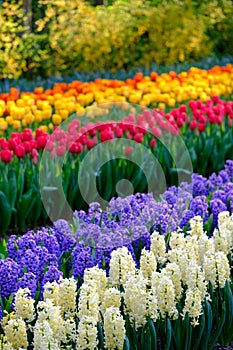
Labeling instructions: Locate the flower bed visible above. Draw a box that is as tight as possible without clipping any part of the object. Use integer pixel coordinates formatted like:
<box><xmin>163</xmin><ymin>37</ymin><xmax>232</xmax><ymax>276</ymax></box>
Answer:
<box><xmin>0</xmin><ymin>65</ymin><xmax>233</xmax><ymax>136</ymax></box>
<box><xmin>0</xmin><ymin>64</ymin><xmax>233</xmax><ymax>349</ymax></box>
<box><xmin>1</xmin><ymin>202</ymin><xmax>233</xmax><ymax>350</ymax></box>
<box><xmin>1</xmin><ymin>95</ymin><xmax>233</xmax><ymax>234</ymax></box>
<box><xmin>0</xmin><ymin>161</ymin><xmax>232</xmax><ymax>345</ymax></box>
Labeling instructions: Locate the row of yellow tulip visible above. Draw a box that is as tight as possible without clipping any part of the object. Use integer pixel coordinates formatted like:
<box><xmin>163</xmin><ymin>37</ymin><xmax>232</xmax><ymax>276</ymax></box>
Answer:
<box><xmin>0</xmin><ymin>64</ymin><xmax>233</xmax><ymax>134</ymax></box>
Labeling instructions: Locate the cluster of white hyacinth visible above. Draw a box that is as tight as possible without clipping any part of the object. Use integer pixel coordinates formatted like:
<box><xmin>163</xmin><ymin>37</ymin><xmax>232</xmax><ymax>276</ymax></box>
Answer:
<box><xmin>0</xmin><ymin>278</ymin><xmax>77</xmax><ymax>350</ymax></box>
<box><xmin>0</xmin><ymin>212</ymin><xmax>232</xmax><ymax>349</ymax></box>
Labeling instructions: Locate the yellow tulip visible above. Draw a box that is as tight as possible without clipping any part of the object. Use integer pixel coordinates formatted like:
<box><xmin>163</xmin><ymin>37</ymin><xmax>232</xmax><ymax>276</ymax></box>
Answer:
<box><xmin>0</xmin><ymin>119</ymin><xmax>8</xmax><ymax>131</ymax></box>
<box><xmin>13</xmin><ymin>120</ymin><xmax>21</xmax><ymax>129</ymax></box>
<box><xmin>39</xmin><ymin>125</ymin><xmax>48</xmax><ymax>132</ymax></box>
<box><xmin>52</xmin><ymin>114</ymin><xmax>62</xmax><ymax>125</ymax></box>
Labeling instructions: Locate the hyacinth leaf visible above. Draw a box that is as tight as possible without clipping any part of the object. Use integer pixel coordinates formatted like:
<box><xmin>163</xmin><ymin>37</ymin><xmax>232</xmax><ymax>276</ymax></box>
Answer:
<box><xmin>191</xmin><ymin>311</ymin><xmax>205</xmax><ymax>350</ymax></box>
<box><xmin>133</xmin><ymin>319</ymin><xmax>138</xmax><ymax>348</ymax></box>
<box><xmin>97</xmin><ymin>321</ymin><xmax>104</xmax><ymax>349</ymax></box>
<box><xmin>140</xmin><ymin>326</ymin><xmax>145</xmax><ymax>348</ymax></box>
<box><xmin>0</xmin><ymin>239</ymin><xmax>8</xmax><ymax>259</ymax></box>
<box><xmin>164</xmin><ymin>318</ymin><xmax>172</xmax><ymax>350</ymax></box>
<box><xmin>205</xmin><ymin>299</ymin><xmax>213</xmax><ymax>341</ymax></box>
<box><xmin>60</xmin><ymin>253</ymin><xmax>71</xmax><ymax>279</ymax></box>
<box><xmin>203</xmin><ymin>214</ymin><xmax>213</xmax><ymax>235</ymax></box>
<box><xmin>171</xmin><ymin>313</ymin><xmax>189</xmax><ymax>350</ymax></box>
<box><xmin>171</xmin><ymin>318</ymin><xmax>179</xmax><ymax>349</ymax></box>
<box><xmin>0</xmin><ymin>191</ymin><xmax>12</xmax><ymax>235</ymax></box>
<box><xmin>34</xmin><ymin>283</ymin><xmax>41</xmax><ymax>303</ymax></box>
<box><xmin>4</xmin><ymin>294</ymin><xmax>13</xmax><ymax>314</ymax></box>
<box><xmin>123</xmin><ymin>336</ymin><xmax>131</xmax><ymax>350</ymax></box>
<box><xmin>200</xmin><ymin>299</ymin><xmax>213</xmax><ymax>350</ymax></box>
<box><xmin>186</xmin><ymin>321</ymin><xmax>192</xmax><ymax>350</ymax></box>
<box><xmin>219</xmin><ymin>282</ymin><xmax>233</xmax><ymax>345</ymax></box>
<box><xmin>125</xmin><ymin>316</ymin><xmax>135</xmax><ymax>348</ymax></box>
<box><xmin>144</xmin><ymin>327</ymin><xmax>151</xmax><ymax>350</ymax></box>
<box><xmin>208</xmin><ymin>301</ymin><xmax>226</xmax><ymax>350</ymax></box>
<box><xmin>183</xmin><ymin>313</ymin><xmax>192</xmax><ymax>350</ymax></box>
<box><xmin>148</xmin><ymin>319</ymin><xmax>157</xmax><ymax>350</ymax></box>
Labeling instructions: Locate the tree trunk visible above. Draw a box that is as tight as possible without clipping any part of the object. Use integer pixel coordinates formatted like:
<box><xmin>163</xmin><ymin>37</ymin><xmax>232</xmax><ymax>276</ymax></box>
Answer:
<box><xmin>23</xmin><ymin>0</ymin><xmax>32</xmax><ymax>32</ymax></box>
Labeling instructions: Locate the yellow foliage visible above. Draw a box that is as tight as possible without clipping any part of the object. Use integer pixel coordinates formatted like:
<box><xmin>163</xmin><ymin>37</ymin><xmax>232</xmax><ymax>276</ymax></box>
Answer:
<box><xmin>0</xmin><ymin>1</ymin><xmax>50</xmax><ymax>79</ymax></box>
<box><xmin>0</xmin><ymin>0</ymin><xmax>232</xmax><ymax>77</ymax></box>
<box><xmin>34</xmin><ymin>0</ymin><xmax>214</xmax><ymax>73</ymax></box>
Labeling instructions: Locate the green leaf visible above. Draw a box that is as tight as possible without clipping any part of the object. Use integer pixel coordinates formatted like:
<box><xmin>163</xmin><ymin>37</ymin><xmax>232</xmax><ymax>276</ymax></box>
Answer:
<box><xmin>208</xmin><ymin>301</ymin><xmax>226</xmax><ymax>350</ymax></box>
<box><xmin>8</xmin><ymin>170</ymin><xmax>17</xmax><ymax>209</ymax></box>
<box><xmin>0</xmin><ymin>191</ymin><xmax>12</xmax><ymax>234</ymax></box>
<box><xmin>164</xmin><ymin>318</ymin><xmax>172</xmax><ymax>350</ymax></box>
<box><xmin>5</xmin><ymin>294</ymin><xmax>13</xmax><ymax>313</ymax></box>
<box><xmin>0</xmin><ymin>239</ymin><xmax>8</xmax><ymax>259</ymax></box>
<box><xmin>123</xmin><ymin>336</ymin><xmax>131</xmax><ymax>350</ymax></box>
<box><xmin>144</xmin><ymin>327</ymin><xmax>151</xmax><ymax>350</ymax></box>
<box><xmin>148</xmin><ymin>319</ymin><xmax>157</xmax><ymax>350</ymax></box>
<box><xmin>97</xmin><ymin>321</ymin><xmax>104</xmax><ymax>349</ymax></box>
<box><xmin>219</xmin><ymin>282</ymin><xmax>233</xmax><ymax>345</ymax></box>
<box><xmin>17</xmin><ymin>189</ymin><xmax>37</xmax><ymax>230</ymax></box>
<box><xmin>191</xmin><ymin>311</ymin><xmax>205</xmax><ymax>350</ymax></box>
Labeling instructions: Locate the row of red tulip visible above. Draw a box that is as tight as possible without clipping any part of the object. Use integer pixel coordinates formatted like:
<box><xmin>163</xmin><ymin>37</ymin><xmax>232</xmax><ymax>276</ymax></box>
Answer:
<box><xmin>0</xmin><ymin>96</ymin><xmax>233</xmax><ymax>163</ymax></box>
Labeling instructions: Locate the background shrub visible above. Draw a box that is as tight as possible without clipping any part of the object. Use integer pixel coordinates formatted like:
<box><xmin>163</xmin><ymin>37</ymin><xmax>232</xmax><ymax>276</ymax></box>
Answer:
<box><xmin>0</xmin><ymin>0</ymin><xmax>232</xmax><ymax>79</ymax></box>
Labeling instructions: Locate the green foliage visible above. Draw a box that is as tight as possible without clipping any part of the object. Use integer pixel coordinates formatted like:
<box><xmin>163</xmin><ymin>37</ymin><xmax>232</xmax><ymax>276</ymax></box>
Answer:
<box><xmin>0</xmin><ymin>0</ymin><xmax>232</xmax><ymax>79</ymax></box>
<box><xmin>0</xmin><ymin>0</ymin><xmax>49</xmax><ymax>79</ymax></box>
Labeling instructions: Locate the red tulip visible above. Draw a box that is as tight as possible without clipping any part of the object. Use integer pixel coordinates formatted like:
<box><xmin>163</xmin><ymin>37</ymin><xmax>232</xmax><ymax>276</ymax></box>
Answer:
<box><xmin>134</xmin><ymin>72</ymin><xmax>143</xmax><ymax>82</ymax></box>
<box><xmin>176</xmin><ymin>118</ymin><xmax>184</xmax><ymax>127</ymax></box>
<box><xmin>198</xmin><ymin>114</ymin><xmax>206</xmax><ymax>124</ymax></box>
<box><xmin>37</xmin><ymin>135</ymin><xmax>48</xmax><ymax>149</ymax></box>
<box><xmin>31</xmin><ymin>149</ymin><xmax>39</xmax><ymax>164</ymax></box>
<box><xmin>179</xmin><ymin>104</ymin><xmax>186</xmax><ymax>113</ymax></box>
<box><xmin>36</xmin><ymin>129</ymin><xmax>45</xmax><ymax>138</ymax></box>
<box><xmin>134</xmin><ymin>133</ymin><xmax>143</xmax><ymax>143</ymax></box>
<box><xmin>150</xmin><ymin>138</ymin><xmax>156</xmax><ymax>148</ymax></box>
<box><xmin>56</xmin><ymin>145</ymin><xmax>66</xmax><ymax>156</ymax></box>
<box><xmin>151</xmin><ymin>126</ymin><xmax>162</xmax><ymax>139</ymax></box>
<box><xmin>115</xmin><ymin>126</ymin><xmax>123</xmax><ymax>138</ymax></box>
<box><xmin>23</xmin><ymin>129</ymin><xmax>33</xmax><ymax>141</ymax></box>
<box><xmin>125</xmin><ymin>146</ymin><xmax>134</xmax><ymax>157</ymax></box>
<box><xmin>198</xmin><ymin>122</ymin><xmax>206</xmax><ymax>132</ymax></box>
<box><xmin>8</xmin><ymin>139</ymin><xmax>18</xmax><ymax>150</ymax></box>
<box><xmin>0</xmin><ymin>139</ymin><xmax>8</xmax><ymax>150</ymax></box>
<box><xmin>45</xmin><ymin>140</ymin><xmax>56</xmax><ymax>151</ymax></box>
<box><xmin>0</xmin><ymin>149</ymin><xmax>13</xmax><ymax>162</ymax></box>
<box><xmin>69</xmin><ymin>142</ymin><xmax>82</xmax><ymax>154</ymax></box>
<box><xmin>136</xmin><ymin>125</ymin><xmax>147</xmax><ymax>134</ymax></box>
<box><xmin>212</xmin><ymin>95</ymin><xmax>220</xmax><ymax>104</ymax></box>
<box><xmin>150</xmin><ymin>72</ymin><xmax>158</xmax><ymax>81</ymax></box>
<box><xmin>189</xmin><ymin>120</ymin><xmax>197</xmax><ymax>130</ymax></box>
<box><xmin>15</xmin><ymin>144</ymin><xmax>26</xmax><ymax>158</ymax></box>
<box><xmin>100</xmin><ymin>129</ymin><xmax>114</xmax><ymax>142</ymax></box>
<box><xmin>86</xmin><ymin>137</ymin><xmax>98</xmax><ymax>149</ymax></box>
<box><xmin>68</xmin><ymin>120</ymin><xmax>80</xmax><ymax>134</ymax></box>
<box><xmin>23</xmin><ymin>141</ymin><xmax>32</xmax><ymax>153</ymax></box>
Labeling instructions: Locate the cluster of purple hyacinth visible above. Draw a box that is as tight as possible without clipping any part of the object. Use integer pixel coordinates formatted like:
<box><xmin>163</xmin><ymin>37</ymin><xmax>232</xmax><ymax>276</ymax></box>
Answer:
<box><xmin>0</xmin><ymin>160</ymin><xmax>233</xmax><ymax>311</ymax></box>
